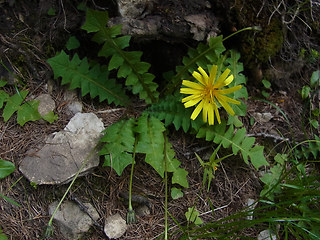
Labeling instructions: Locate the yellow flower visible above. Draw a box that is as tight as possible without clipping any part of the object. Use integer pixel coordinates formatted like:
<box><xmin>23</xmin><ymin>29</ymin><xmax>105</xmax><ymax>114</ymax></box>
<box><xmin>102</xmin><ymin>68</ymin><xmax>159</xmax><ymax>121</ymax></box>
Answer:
<box><xmin>180</xmin><ymin>65</ymin><xmax>242</xmax><ymax>125</ymax></box>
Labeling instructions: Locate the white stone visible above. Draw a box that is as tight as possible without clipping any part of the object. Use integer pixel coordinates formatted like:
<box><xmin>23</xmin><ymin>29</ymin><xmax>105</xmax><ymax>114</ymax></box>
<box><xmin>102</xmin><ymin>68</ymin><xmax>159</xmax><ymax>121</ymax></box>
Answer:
<box><xmin>257</xmin><ymin>229</ymin><xmax>277</xmax><ymax>240</ymax></box>
<box><xmin>36</xmin><ymin>94</ymin><xmax>55</xmax><ymax>116</ymax></box>
<box><xmin>104</xmin><ymin>213</ymin><xmax>127</xmax><ymax>239</ymax></box>
<box><xmin>246</xmin><ymin>198</ymin><xmax>258</xmax><ymax>220</ymax></box>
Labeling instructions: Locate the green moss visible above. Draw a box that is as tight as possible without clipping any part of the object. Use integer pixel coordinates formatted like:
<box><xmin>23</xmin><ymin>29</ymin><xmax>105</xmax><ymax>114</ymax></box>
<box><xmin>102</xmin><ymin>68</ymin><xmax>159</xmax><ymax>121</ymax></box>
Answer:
<box><xmin>240</xmin><ymin>19</ymin><xmax>284</xmax><ymax>68</ymax></box>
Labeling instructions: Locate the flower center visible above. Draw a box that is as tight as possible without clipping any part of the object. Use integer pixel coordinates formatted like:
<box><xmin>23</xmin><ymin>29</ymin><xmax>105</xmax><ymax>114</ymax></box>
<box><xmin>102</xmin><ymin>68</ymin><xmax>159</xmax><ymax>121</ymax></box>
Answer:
<box><xmin>204</xmin><ymin>85</ymin><xmax>217</xmax><ymax>103</ymax></box>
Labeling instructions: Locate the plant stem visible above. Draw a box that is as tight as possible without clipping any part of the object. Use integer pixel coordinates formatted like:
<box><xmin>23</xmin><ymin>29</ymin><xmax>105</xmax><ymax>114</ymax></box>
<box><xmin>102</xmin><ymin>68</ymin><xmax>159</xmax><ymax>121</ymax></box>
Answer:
<box><xmin>129</xmin><ymin>139</ymin><xmax>137</xmax><ymax>212</ymax></box>
<box><xmin>127</xmin><ymin>137</ymin><xmax>138</xmax><ymax>224</ymax></box>
<box><xmin>222</xmin><ymin>26</ymin><xmax>262</xmax><ymax>42</ymax></box>
<box><xmin>164</xmin><ymin>133</ymin><xmax>168</xmax><ymax>240</ymax></box>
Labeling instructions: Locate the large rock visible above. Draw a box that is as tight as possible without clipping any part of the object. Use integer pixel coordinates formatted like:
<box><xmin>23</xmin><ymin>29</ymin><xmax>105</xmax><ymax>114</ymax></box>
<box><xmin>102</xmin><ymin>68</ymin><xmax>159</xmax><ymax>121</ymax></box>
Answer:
<box><xmin>110</xmin><ymin>0</ymin><xmax>218</xmax><ymax>42</ymax></box>
<box><xmin>49</xmin><ymin>200</ymin><xmax>99</xmax><ymax>240</ymax></box>
<box><xmin>19</xmin><ymin>113</ymin><xmax>104</xmax><ymax>185</ymax></box>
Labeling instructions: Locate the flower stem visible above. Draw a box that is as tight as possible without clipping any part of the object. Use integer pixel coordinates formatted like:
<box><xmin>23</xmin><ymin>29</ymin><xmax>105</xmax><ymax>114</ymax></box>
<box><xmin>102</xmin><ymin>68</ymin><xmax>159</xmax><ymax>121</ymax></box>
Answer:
<box><xmin>164</xmin><ymin>133</ymin><xmax>168</xmax><ymax>240</ymax></box>
<box><xmin>222</xmin><ymin>26</ymin><xmax>262</xmax><ymax>42</ymax></box>
<box><xmin>127</xmin><ymin>137</ymin><xmax>138</xmax><ymax>224</ymax></box>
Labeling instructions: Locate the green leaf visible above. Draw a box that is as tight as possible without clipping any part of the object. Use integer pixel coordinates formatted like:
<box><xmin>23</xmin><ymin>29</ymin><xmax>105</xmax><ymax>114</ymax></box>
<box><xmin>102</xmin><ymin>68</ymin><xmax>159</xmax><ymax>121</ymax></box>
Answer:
<box><xmin>47</xmin><ymin>51</ymin><xmax>129</xmax><ymax>106</ymax></box>
<box><xmin>171</xmin><ymin>187</ymin><xmax>184</xmax><ymax>199</ymax></box>
<box><xmin>81</xmin><ymin>8</ymin><xmax>109</xmax><ymax>33</ymax></box>
<box><xmin>2</xmin><ymin>92</ymin><xmax>42</xmax><ymax>126</ymax></box>
<box><xmin>0</xmin><ymin>159</ymin><xmax>15</xmax><ymax>179</ymax></box>
<box><xmin>145</xmin><ymin>95</ymin><xmax>204</xmax><ymax>133</ymax></box>
<box><xmin>172</xmin><ymin>168</ymin><xmax>189</xmax><ymax>188</ymax></box>
<box><xmin>17</xmin><ymin>100</ymin><xmax>42</xmax><ymax>126</ymax></box>
<box><xmin>82</xmin><ymin>8</ymin><xmax>159</xmax><ymax>104</ymax></box>
<box><xmin>301</xmin><ymin>86</ymin><xmax>310</xmax><ymax>99</ymax></box>
<box><xmin>310</xmin><ymin>70</ymin><xmax>320</xmax><ymax>88</ymax></box>
<box><xmin>185</xmin><ymin>207</ymin><xmax>203</xmax><ymax>225</ymax></box>
<box><xmin>0</xmin><ymin>90</ymin><xmax>9</xmax><ymax>109</ymax></box>
<box><xmin>135</xmin><ymin>114</ymin><xmax>166</xmax><ymax>177</ymax></box>
<box><xmin>197</xmin><ymin>122</ymin><xmax>268</xmax><ymax>170</ymax></box>
<box><xmin>99</xmin><ymin>118</ymin><xmax>136</xmax><ymax>175</ymax></box>
<box><xmin>47</xmin><ymin>7</ymin><xmax>56</xmax><ymax>16</ymax></box>
<box><xmin>167</xmin><ymin>35</ymin><xmax>225</xmax><ymax>94</ymax></box>
<box><xmin>0</xmin><ymin>228</ymin><xmax>8</xmax><ymax>240</ymax></box>
<box><xmin>262</xmin><ymin>79</ymin><xmax>271</xmax><ymax>89</ymax></box>
<box><xmin>0</xmin><ymin>80</ymin><xmax>7</xmax><ymax>87</ymax></box>
<box><xmin>66</xmin><ymin>36</ymin><xmax>80</xmax><ymax>50</ymax></box>
<box><xmin>42</xmin><ymin>111</ymin><xmax>58</xmax><ymax>124</ymax></box>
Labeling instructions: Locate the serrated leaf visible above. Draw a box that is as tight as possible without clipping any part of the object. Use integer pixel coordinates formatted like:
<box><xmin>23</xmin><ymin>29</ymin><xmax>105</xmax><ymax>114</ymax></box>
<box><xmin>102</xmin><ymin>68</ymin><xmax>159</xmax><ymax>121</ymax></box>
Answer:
<box><xmin>82</xmin><ymin>8</ymin><xmax>159</xmax><ymax>104</ymax></box>
<box><xmin>47</xmin><ymin>50</ymin><xmax>129</xmax><ymax>106</ymax></box>
<box><xmin>249</xmin><ymin>145</ymin><xmax>268</xmax><ymax>169</ymax></box>
<box><xmin>135</xmin><ymin>114</ymin><xmax>166</xmax><ymax>177</ymax></box>
<box><xmin>66</xmin><ymin>36</ymin><xmax>80</xmax><ymax>50</ymax></box>
<box><xmin>0</xmin><ymin>159</ymin><xmax>15</xmax><ymax>179</ymax></box>
<box><xmin>168</xmin><ymin>35</ymin><xmax>225</xmax><ymax>95</ymax></box>
<box><xmin>185</xmin><ymin>207</ymin><xmax>203</xmax><ymax>225</ymax></box>
<box><xmin>196</xmin><ymin>122</ymin><xmax>268</xmax><ymax>170</ymax></box>
<box><xmin>2</xmin><ymin>90</ymin><xmax>28</xmax><ymax>121</ymax></box>
<box><xmin>145</xmin><ymin>95</ymin><xmax>203</xmax><ymax>133</ymax></box>
<box><xmin>171</xmin><ymin>187</ymin><xmax>184</xmax><ymax>199</ymax></box>
<box><xmin>2</xmin><ymin>91</ymin><xmax>42</xmax><ymax>125</ymax></box>
<box><xmin>0</xmin><ymin>90</ymin><xmax>9</xmax><ymax>109</ymax></box>
<box><xmin>172</xmin><ymin>168</ymin><xmax>189</xmax><ymax>188</ymax></box>
<box><xmin>16</xmin><ymin>100</ymin><xmax>42</xmax><ymax>126</ymax></box>
<box><xmin>108</xmin><ymin>53</ymin><xmax>124</xmax><ymax>70</ymax></box>
<box><xmin>99</xmin><ymin>119</ymin><xmax>136</xmax><ymax>176</ymax></box>
<box><xmin>0</xmin><ymin>80</ymin><xmax>7</xmax><ymax>87</ymax></box>
<box><xmin>81</xmin><ymin>8</ymin><xmax>109</xmax><ymax>33</ymax></box>
<box><xmin>42</xmin><ymin>111</ymin><xmax>58</xmax><ymax>124</ymax></box>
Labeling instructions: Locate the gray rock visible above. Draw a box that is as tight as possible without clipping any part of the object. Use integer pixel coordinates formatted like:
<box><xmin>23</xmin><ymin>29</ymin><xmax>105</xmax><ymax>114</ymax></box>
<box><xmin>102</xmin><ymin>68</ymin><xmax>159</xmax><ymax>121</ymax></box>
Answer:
<box><xmin>246</xmin><ymin>198</ymin><xmax>258</xmax><ymax>220</ymax></box>
<box><xmin>19</xmin><ymin>113</ymin><xmax>104</xmax><ymax>185</ymax></box>
<box><xmin>257</xmin><ymin>229</ymin><xmax>277</xmax><ymax>240</ymax></box>
<box><xmin>135</xmin><ymin>204</ymin><xmax>150</xmax><ymax>217</ymax></box>
<box><xmin>184</xmin><ymin>14</ymin><xmax>212</xmax><ymax>41</ymax></box>
<box><xmin>252</xmin><ymin>112</ymin><xmax>273</xmax><ymax>123</ymax></box>
<box><xmin>110</xmin><ymin>0</ymin><xmax>219</xmax><ymax>42</ymax></box>
<box><xmin>49</xmin><ymin>200</ymin><xmax>99</xmax><ymax>240</ymax></box>
<box><xmin>104</xmin><ymin>213</ymin><xmax>127</xmax><ymax>239</ymax></box>
<box><xmin>117</xmin><ymin>0</ymin><xmax>154</xmax><ymax>19</ymax></box>
<box><xmin>64</xmin><ymin>90</ymin><xmax>83</xmax><ymax>115</ymax></box>
<box><xmin>35</xmin><ymin>94</ymin><xmax>55</xmax><ymax>116</ymax></box>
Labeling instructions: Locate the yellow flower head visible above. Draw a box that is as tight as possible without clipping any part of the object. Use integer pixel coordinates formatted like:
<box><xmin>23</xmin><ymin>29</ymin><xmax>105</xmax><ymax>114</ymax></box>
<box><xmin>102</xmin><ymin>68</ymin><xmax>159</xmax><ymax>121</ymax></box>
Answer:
<box><xmin>180</xmin><ymin>65</ymin><xmax>242</xmax><ymax>125</ymax></box>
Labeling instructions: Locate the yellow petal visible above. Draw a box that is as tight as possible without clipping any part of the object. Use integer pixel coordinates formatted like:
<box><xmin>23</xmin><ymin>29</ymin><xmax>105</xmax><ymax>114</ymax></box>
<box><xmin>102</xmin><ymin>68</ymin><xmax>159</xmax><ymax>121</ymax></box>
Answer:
<box><xmin>182</xmin><ymin>94</ymin><xmax>203</xmax><ymax>103</ymax></box>
<box><xmin>180</xmin><ymin>88</ymin><xmax>203</xmax><ymax>95</ymax></box>
<box><xmin>182</xmin><ymin>80</ymin><xmax>205</xmax><ymax>90</ymax></box>
<box><xmin>198</xmin><ymin>67</ymin><xmax>209</xmax><ymax>85</ymax></box>
<box><xmin>215</xmin><ymin>68</ymin><xmax>231</xmax><ymax>88</ymax></box>
<box><xmin>216</xmin><ymin>95</ymin><xmax>235</xmax><ymax>115</ymax></box>
<box><xmin>217</xmin><ymin>94</ymin><xmax>241</xmax><ymax>104</ymax></box>
<box><xmin>217</xmin><ymin>85</ymin><xmax>242</xmax><ymax>94</ymax></box>
<box><xmin>190</xmin><ymin>100</ymin><xmax>204</xmax><ymax>120</ymax></box>
<box><xmin>214</xmin><ymin>105</ymin><xmax>221</xmax><ymax>124</ymax></box>
<box><xmin>207</xmin><ymin>103</ymin><xmax>215</xmax><ymax>125</ymax></box>
<box><xmin>184</xmin><ymin>97</ymin><xmax>202</xmax><ymax>108</ymax></box>
<box><xmin>223</xmin><ymin>75</ymin><xmax>234</xmax><ymax>86</ymax></box>
<box><xmin>192</xmin><ymin>71</ymin><xmax>206</xmax><ymax>85</ymax></box>
<box><xmin>209</xmin><ymin>65</ymin><xmax>217</xmax><ymax>85</ymax></box>
<box><xmin>202</xmin><ymin>101</ymin><xmax>209</xmax><ymax>123</ymax></box>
